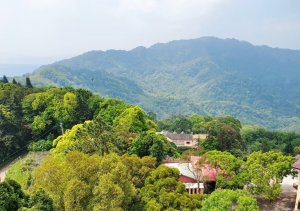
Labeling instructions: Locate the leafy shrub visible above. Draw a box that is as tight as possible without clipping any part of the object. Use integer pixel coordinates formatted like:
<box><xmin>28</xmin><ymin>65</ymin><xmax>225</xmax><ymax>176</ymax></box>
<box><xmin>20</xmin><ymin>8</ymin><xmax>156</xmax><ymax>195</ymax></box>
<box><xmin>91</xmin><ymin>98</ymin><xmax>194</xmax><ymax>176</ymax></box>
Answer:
<box><xmin>28</xmin><ymin>139</ymin><xmax>52</xmax><ymax>152</ymax></box>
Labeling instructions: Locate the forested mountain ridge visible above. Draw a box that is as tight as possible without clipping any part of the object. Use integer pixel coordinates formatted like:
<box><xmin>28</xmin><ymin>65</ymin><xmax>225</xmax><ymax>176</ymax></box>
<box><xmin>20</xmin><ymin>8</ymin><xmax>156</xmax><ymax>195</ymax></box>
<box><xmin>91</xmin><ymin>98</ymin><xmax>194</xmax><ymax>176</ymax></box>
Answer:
<box><xmin>25</xmin><ymin>37</ymin><xmax>300</xmax><ymax>131</ymax></box>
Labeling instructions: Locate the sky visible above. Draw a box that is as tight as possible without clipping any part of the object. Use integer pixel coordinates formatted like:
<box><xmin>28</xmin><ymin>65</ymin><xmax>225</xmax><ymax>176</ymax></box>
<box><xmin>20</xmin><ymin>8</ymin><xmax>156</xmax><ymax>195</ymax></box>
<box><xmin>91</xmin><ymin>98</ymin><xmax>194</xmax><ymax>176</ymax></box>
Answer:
<box><xmin>0</xmin><ymin>0</ymin><xmax>300</xmax><ymax>66</ymax></box>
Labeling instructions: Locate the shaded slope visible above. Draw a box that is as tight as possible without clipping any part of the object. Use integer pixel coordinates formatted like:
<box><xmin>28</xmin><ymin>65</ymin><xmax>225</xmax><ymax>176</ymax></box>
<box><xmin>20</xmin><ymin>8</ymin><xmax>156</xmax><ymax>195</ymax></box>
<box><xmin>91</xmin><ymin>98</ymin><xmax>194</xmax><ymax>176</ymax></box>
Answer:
<box><xmin>28</xmin><ymin>37</ymin><xmax>300</xmax><ymax>130</ymax></box>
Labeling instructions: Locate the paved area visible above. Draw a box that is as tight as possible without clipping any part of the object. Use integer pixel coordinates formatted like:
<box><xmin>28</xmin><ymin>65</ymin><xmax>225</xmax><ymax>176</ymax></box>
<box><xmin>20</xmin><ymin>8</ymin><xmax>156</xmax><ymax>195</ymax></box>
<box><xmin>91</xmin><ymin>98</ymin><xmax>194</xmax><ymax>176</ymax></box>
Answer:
<box><xmin>258</xmin><ymin>175</ymin><xmax>298</xmax><ymax>211</ymax></box>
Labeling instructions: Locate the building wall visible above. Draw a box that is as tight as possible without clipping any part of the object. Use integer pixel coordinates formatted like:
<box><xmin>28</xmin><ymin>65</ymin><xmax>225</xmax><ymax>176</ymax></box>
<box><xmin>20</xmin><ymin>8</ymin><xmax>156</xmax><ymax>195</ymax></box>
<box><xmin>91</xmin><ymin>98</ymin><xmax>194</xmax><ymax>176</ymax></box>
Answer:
<box><xmin>179</xmin><ymin>175</ymin><xmax>197</xmax><ymax>183</ymax></box>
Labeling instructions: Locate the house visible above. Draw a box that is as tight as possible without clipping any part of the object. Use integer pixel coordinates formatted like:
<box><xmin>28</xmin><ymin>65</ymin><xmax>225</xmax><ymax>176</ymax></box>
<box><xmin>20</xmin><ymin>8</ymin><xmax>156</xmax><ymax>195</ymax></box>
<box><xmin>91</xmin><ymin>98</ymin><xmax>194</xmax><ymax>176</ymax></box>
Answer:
<box><xmin>293</xmin><ymin>155</ymin><xmax>300</xmax><ymax>210</ymax></box>
<box><xmin>163</xmin><ymin>156</ymin><xmax>217</xmax><ymax>194</ymax></box>
<box><xmin>193</xmin><ymin>134</ymin><xmax>208</xmax><ymax>141</ymax></box>
<box><xmin>165</xmin><ymin>133</ymin><xmax>208</xmax><ymax>148</ymax></box>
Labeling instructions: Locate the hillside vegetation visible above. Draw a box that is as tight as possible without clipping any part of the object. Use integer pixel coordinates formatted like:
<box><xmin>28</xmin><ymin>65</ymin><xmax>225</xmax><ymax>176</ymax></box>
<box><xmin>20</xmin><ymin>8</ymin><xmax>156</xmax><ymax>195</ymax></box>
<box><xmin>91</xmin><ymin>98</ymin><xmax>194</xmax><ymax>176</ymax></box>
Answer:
<box><xmin>24</xmin><ymin>37</ymin><xmax>300</xmax><ymax>131</ymax></box>
<box><xmin>0</xmin><ymin>81</ymin><xmax>296</xmax><ymax>210</ymax></box>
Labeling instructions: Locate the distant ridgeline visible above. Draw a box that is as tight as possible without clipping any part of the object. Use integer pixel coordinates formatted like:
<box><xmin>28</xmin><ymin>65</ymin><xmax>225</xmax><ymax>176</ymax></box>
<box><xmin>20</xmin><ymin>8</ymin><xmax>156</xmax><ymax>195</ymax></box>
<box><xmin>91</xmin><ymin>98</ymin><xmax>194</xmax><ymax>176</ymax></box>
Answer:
<box><xmin>19</xmin><ymin>37</ymin><xmax>300</xmax><ymax>131</ymax></box>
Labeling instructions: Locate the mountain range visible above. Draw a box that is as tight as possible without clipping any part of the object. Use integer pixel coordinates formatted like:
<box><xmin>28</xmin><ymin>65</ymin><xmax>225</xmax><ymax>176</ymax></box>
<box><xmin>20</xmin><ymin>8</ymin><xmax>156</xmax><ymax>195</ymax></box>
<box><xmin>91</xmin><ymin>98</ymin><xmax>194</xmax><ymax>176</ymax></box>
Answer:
<box><xmin>22</xmin><ymin>37</ymin><xmax>300</xmax><ymax>131</ymax></box>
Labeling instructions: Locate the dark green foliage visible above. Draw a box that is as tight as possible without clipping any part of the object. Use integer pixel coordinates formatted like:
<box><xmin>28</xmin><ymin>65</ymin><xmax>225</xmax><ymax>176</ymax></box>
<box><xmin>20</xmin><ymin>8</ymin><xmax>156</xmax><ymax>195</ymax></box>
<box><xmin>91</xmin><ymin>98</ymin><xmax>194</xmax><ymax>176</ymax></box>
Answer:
<box><xmin>242</xmin><ymin>127</ymin><xmax>300</xmax><ymax>155</ymax></box>
<box><xmin>12</xmin><ymin>78</ymin><xmax>17</xmax><ymax>85</ymax></box>
<box><xmin>25</xmin><ymin>77</ymin><xmax>33</xmax><ymax>88</ymax></box>
<box><xmin>2</xmin><ymin>75</ymin><xmax>8</xmax><ymax>83</ymax></box>
<box><xmin>0</xmin><ymin>179</ymin><xmax>28</xmax><ymax>211</ymax></box>
<box><xmin>29</xmin><ymin>189</ymin><xmax>54</xmax><ymax>211</ymax></box>
<box><xmin>130</xmin><ymin>132</ymin><xmax>179</xmax><ymax>163</ymax></box>
<box><xmin>158</xmin><ymin>114</ymin><xmax>213</xmax><ymax>133</ymax></box>
<box><xmin>28</xmin><ymin>139</ymin><xmax>53</xmax><ymax>152</ymax></box>
<box><xmin>0</xmin><ymin>84</ymin><xmax>33</xmax><ymax>162</ymax></box>
<box><xmin>25</xmin><ymin>37</ymin><xmax>300</xmax><ymax>131</ymax></box>
<box><xmin>158</xmin><ymin>115</ymin><xmax>193</xmax><ymax>133</ymax></box>
<box><xmin>0</xmin><ymin>84</ymin><xmax>154</xmax><ymax>164</ymax></box>
<box><xmin>204</xmin><ymin>116</ymin><xmax>244</xmax><ymax>155</ymax></box>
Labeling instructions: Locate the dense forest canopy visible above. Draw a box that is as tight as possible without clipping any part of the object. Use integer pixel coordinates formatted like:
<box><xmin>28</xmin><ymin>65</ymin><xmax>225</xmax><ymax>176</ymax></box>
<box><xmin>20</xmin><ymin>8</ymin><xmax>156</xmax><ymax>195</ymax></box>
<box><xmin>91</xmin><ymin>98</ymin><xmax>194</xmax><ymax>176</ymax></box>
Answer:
<box><xmin>0</xmin><ymin>78</ymin><xmax>297</xmax><ymax>210</ymax></box>
<box><xmin>20</xmin><ymin>37</ymin><xmax>300</xmax><ymax>132</ymax></box>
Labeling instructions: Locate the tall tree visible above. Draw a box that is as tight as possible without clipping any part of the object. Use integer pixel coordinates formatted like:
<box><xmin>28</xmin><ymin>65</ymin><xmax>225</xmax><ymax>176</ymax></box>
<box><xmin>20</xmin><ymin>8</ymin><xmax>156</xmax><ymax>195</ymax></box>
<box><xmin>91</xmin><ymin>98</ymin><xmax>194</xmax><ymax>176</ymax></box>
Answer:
<box><xmin>26</xmin><ymin>77</ymin><xmax>33</xmax><ymax>88</ymax></box>
<box><xmin>2</xmin><ymin>75</ymin><xmax>8</xmax><ymax>83</ymax></box>
<box><xmin>12</xmin><ymin>78</ymin><xmax>17</xmax><ymax>85</ymax></box>
<box><xmin>246</xmin><ymin>151</ymin><xmax>293</xmax><ymax>200</ymax></box>
<box><xmin>129</xmin><ymin>132</ymin><xmax>179</xmax><ymax>163</ymax></box>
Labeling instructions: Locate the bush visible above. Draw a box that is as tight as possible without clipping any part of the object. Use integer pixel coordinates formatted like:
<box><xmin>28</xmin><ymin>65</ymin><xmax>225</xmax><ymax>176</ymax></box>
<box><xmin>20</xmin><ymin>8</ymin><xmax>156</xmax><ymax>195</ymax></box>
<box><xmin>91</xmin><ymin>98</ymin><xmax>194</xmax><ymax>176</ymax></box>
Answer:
<box><xmin>28</xmin><ymin>139</ymin><xmax>52</xmax><ymax>152</ymax></box>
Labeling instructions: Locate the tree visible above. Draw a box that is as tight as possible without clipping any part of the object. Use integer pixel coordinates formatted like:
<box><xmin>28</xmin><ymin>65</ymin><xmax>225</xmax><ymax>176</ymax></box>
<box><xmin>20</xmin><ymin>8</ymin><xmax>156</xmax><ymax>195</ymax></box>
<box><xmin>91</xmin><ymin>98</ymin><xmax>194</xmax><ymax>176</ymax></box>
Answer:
<box><xmin>2</xmin><ymin>75</ymin><xmax>8</xmax><ymax>83</ymax></box>
<box><xmin>29</xmin><ymin>189</ymin><xmax>54</xmax><ymax>211</ymax></box>
<box><xmin>139</xmin><ymin>165</ymin><xmax>202</xmax><ymax>210</ymax></box>
<box><xmin>63</xmin><ymin>179</ymin><xmax>90</xmax><ymax>211</ymax></box>
<box><xmin>0</xmin><ymin>179</ymin><xmax>27</xmax><ymax>211</ymax></box>
<box><xmin>158</xmin><ymin>115</ymin><xmax>192</xmax><ymax>133</ymax></box>
<box><xmin>113</xmin><ymin>106</ymin><xmax>157</xmax><ymax>134</ymax></box>
<box><xmin>245</xmin><ymin>151</ymin><xmax>294</xmax><ymax>200</ymax></box>
<box><xmin>12</xmin><ymin>78</ymin><xmax>17</xmax><ymax>84</ymax></box>
<box><xmin>129</xmin><ymin>132</ymin><xmax>179</xmax><ymax>163</ymax></box>
<box><xmin>203</xmin><ymin>116</ymin><xmax>244</xmax><ymax>155</ymax></box>
<box><xmin>204</xmin><ymin>150</ymin><xmax>248</xmax><ymax>189</ymax></box>
<box><xmin>33</xmin><ymin>152</ymin><xmax>137</xmax><ymax>210</ymax></box>
<box><xmin>202</xmin><ymin>189</ymin><xmax>259</xmax><ymax>211</ymax></box>
<box><xmin>52</xmin><ymin>119</ymin><xmax>126</xmax><ymax>156</ymax></box>
<box><xmin>25</xmin><ymin>77</ymin><xmax>33</xmax><ymax>88</ymax></box>
<box><xmin>121</xmin><ymin>154</ymin><xmax>156</xmax><ymax>188</ymax></box>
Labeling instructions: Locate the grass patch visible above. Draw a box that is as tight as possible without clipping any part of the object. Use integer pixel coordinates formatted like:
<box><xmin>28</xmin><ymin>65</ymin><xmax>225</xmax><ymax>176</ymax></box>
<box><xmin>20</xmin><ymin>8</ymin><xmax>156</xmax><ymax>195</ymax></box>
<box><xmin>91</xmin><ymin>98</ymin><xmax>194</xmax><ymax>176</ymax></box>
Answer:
<box><xmin>6</xmin><ymin>152</ymin><xmax>49</xmax><ymax>192</ymax></box>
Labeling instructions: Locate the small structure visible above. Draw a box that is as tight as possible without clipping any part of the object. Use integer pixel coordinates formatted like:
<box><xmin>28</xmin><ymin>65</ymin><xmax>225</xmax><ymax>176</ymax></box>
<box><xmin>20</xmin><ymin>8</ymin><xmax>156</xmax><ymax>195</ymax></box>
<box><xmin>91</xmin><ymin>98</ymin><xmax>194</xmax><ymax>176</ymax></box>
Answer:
<box><xmin>163</xmin><ymin>156</ymin><xmax>217</xmax><ymax>194</ymax></box>
<box><xmin>193</xmin><ymin>134</ymin><xmax>208</xmax><ymax>141</ymax></box>
<box><xmin>165</xmin><ymin>133</ymin><xmax>207</xmax><ymax>148</ymax></box>
<box><xmin>293</xmin><ymin>155</ymin><xmax>300</xmax><ymax>210</ymax></box>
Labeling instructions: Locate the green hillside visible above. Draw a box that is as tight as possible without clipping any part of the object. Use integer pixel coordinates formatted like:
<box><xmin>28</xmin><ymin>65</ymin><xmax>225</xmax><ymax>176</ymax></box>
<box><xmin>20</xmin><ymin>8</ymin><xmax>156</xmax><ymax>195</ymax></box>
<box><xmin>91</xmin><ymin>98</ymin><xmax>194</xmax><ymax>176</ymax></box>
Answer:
<box><xmin>26</xmin><ymin>37</ymin><xmax>300</xmax><ymax>130</ymax></box>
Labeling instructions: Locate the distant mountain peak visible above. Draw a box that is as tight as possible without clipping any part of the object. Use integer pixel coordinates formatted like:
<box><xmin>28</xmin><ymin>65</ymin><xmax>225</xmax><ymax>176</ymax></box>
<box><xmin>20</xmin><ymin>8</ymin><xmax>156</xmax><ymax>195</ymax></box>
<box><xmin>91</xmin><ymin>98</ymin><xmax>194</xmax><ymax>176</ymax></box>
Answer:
<box><xmin>26</xmin><ymin>37</ymin><xmax>300</xmax><ymax>131</ymax></box>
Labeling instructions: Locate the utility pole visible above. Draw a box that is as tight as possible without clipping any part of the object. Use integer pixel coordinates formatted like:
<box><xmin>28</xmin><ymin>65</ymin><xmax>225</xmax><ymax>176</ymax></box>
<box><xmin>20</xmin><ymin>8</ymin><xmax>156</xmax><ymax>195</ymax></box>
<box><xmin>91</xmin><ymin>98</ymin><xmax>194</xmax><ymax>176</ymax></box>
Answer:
<box><xmin>60</xmin><ymin>122</ymin><xmax>64</xmax><ymax>135</ymax></box>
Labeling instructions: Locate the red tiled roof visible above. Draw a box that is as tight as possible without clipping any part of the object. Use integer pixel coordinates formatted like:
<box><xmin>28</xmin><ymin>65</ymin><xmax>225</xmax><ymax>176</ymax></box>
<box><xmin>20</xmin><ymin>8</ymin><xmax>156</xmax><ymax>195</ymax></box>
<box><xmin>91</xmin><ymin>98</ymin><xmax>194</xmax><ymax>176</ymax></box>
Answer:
<box><xmin>293</xmin><ymin>159</ymin><xmax>300</xmax><ymax>170</ymax></box>
<box><xmin>190</xmin><ymin>156</ymin><xmax>217</xmax><ymax>181</ymax></box>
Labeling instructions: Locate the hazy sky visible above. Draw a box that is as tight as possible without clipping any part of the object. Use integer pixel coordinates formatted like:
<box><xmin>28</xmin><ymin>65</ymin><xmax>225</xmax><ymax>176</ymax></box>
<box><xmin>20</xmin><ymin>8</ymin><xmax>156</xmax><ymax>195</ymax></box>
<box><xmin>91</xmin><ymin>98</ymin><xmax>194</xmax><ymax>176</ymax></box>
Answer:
<box><xmin>0</xmin><ymin>0</ymin><xmax>299</xmax><ymax>65</ymax></box>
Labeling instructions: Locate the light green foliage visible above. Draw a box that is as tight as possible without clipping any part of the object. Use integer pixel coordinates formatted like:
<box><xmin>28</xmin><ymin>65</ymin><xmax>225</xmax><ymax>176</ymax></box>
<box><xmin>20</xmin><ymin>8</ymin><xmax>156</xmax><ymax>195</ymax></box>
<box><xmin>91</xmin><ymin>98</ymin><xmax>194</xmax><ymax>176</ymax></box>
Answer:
<box><xmin>246</xmin><ymin>151</ymin><xmax>294</xmax><ymax>200</ymax></box>
<box><xmin>121</xmin><ymin>154</ymin><xmax>156</xmax><ymax>188</ymax></box>
<box><xmin>140</xmin><ymin>165</ymin><xmax>202</xmax><ymax>210</ymax></box>
<box><xmin>63</xmin><ymin>179</ymin><xmax>90</xmax><ymax>211</ymax></box>
<box><xmin>6</xmin><ymin>152</ymin><xmax>49</xmax><ymax>191</ymax></box>
<box><xmin>204</xmin><ymin>150</ymin><xmax>248</xmax><ymax>189</ymax></box>
<box><xmin>97</xmin><ymin>98</ymin><xmax>131</xmax><ymax>125</ymax></box>
<box><xmin>202</xmin><ymin>189</ymin><xmax>259</xmax><ymax>211</ymax></box>
<box><xmin>33</xmin><ymin>152</ymin><xmax>153</xmax><ymax>210</ymax></box>
<box><xmin>294</xmin><ymin>146</ymin><xmax>300</xmax><ymax>154</ymax></box>
<box><xmin>52</xmin><ymin>119</ymin><xmax>127</xmax><ymax>156</ymax></box>
<box><xmin>113</xmin><ymin>106</ymin><xmax>157</xmax><ymax>133</ymax></box>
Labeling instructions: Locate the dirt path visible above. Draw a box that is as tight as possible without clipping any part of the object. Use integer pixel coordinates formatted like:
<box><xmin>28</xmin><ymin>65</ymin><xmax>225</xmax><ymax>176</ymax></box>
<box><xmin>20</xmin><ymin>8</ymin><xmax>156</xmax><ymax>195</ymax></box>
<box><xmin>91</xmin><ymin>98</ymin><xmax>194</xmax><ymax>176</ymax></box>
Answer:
<box><xmin>0</xmin><ymin>154</ymin><xmax>27</xmax><ymax>182</ymax></box>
